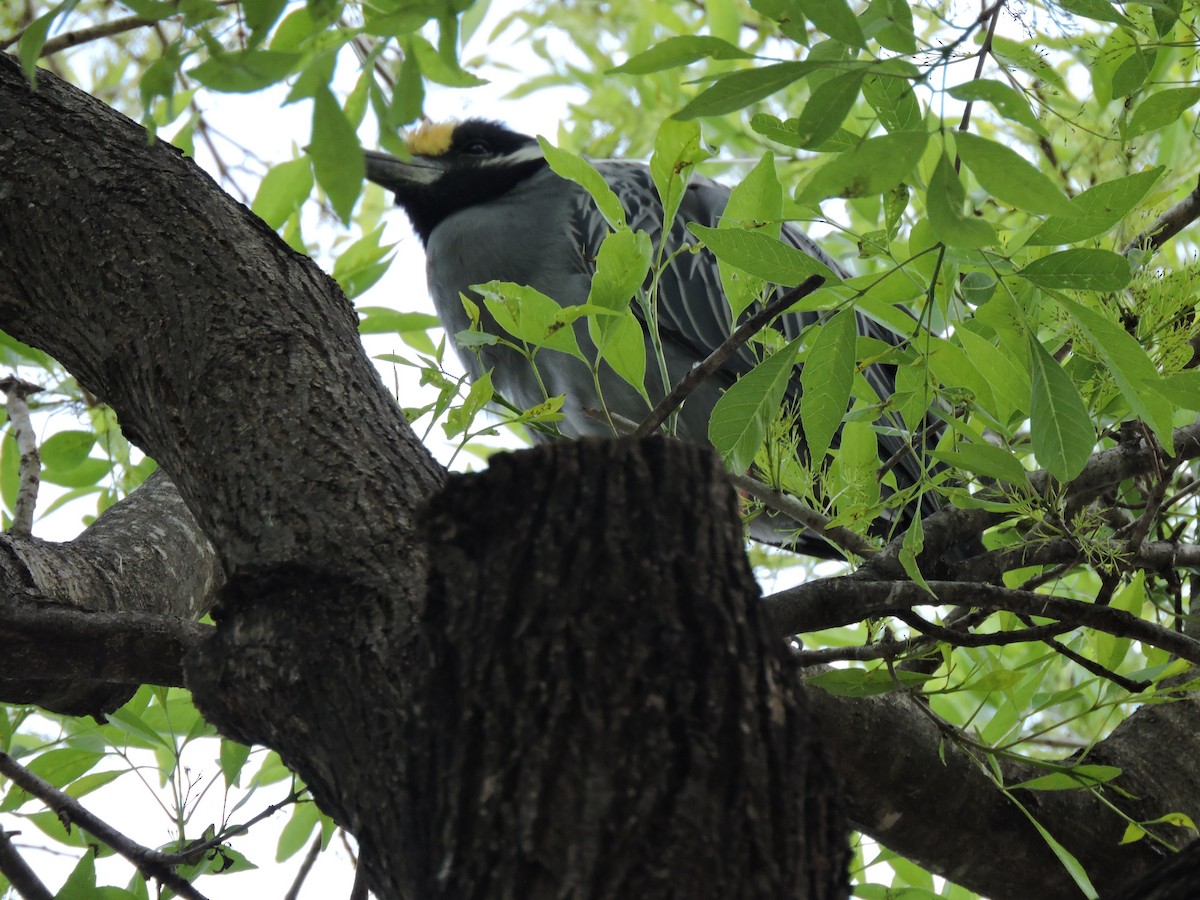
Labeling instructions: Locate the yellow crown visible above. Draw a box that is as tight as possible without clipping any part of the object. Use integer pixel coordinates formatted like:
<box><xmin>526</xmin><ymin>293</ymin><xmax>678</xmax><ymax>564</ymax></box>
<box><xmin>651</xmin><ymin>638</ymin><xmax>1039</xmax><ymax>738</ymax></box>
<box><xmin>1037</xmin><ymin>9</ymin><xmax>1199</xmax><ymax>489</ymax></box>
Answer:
<box><xmin>405</xmin><ymin>121</ymin><xmax>456</xmax><ymax>157</ymax></box>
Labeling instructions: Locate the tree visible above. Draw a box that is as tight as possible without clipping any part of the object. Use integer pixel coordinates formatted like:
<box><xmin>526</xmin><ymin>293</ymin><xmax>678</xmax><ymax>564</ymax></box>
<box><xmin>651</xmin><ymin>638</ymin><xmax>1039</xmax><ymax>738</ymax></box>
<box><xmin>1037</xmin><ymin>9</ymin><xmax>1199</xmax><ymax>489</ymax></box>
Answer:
<box><xmin>1</xmin><ymin>1</ymin><xmax>1200</xmax><ymax>898</ymax></box>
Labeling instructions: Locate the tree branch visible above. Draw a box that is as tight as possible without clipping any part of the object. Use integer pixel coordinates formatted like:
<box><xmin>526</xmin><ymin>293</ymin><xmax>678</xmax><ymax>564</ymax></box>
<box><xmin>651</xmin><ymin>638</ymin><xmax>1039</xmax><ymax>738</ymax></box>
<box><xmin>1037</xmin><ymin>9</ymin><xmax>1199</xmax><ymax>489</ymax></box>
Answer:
<box><xmin>0</xmin><ymin>752</ymin><xmax>209</xmax><ymax>900</ymax></box>
<box><xmin>632</xmin><ymin>274</ymin><xmax>825</xmax><ymax>437</ymax></box>
<box><xmin>767</xmin><ymin>578</ymin><xmax>1200</xmax><ymax>664</ymax></box>
<box><xmin>1123</xmin><ymin>175</ymin><xmax>1200</xmax><ymax>256</ymax></box>
<box><xmin>0</xmin><ymin>828</ymin><xmax>53</xmax><ymax>900</ymax></box>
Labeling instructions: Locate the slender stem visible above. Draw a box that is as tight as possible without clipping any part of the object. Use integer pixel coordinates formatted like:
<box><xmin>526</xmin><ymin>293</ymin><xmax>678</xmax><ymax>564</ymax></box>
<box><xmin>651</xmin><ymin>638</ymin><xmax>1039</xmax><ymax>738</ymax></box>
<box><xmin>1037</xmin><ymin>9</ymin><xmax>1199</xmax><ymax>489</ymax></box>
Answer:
<box><xmin>632</xmin><ymin>274</ymin><xmax>825</xmax><ymax>437</ymax></box>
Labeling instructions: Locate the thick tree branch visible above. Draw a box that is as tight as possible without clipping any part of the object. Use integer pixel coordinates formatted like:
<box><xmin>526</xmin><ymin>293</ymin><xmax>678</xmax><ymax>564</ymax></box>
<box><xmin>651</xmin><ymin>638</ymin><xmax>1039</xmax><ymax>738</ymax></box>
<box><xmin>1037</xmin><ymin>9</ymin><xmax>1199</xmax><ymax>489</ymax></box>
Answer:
<box><xmin>0</xmin><ymin>470</ymin><xmax>221</xmax><ymax>715</ymax></box>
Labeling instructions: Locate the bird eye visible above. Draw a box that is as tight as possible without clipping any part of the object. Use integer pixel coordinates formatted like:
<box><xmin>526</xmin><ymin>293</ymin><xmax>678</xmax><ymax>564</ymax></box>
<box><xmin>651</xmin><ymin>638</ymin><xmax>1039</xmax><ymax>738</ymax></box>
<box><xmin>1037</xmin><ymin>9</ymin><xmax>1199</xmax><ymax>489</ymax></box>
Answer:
<box><xmin>461</xmin><ymin>139</ymin><xmax>491</xmax><ymax>156</ymax></box>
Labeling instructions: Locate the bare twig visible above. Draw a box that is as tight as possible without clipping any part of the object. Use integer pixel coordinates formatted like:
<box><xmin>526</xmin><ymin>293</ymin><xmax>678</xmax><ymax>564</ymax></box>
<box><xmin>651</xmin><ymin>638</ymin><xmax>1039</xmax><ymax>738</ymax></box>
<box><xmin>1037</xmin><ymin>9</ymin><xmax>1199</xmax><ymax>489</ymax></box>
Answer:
<box><xmin>632</xmin><ymin>274</ymin><xmax>825</xmax><ymax>437</ymax></box>
<box><xmin>0</xmin><ymin>829</ymin><xmax>53</xmax><ymax>900</ymax></box>
<box><xmin>0</xmin><ymin>375</ymin><xmax>43</xmax><ymax>536</ymax></box>
<box><xmin>1123</xmin><ymin>175</ymin><xmax>1200</xmax><ymax>257</ymax></box>
<box><xmin>0</xmin><ymin>752</ymin><xmax>209</xmax><ymax>900</ymax></box>
<box><xmin>283</xmin><ymin>832</ymin><xmax>325</xmax><ymax>900</ymax></box>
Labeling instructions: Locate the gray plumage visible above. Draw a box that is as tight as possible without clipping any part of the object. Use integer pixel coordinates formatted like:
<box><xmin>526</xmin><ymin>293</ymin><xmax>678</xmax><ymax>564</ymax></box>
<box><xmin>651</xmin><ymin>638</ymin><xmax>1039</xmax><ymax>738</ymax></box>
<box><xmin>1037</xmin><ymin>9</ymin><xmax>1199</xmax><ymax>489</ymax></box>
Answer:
<box><xmin>365</xmin><ymin>119</ymin><xmax>936</xmax><ymax>558</ymax></box>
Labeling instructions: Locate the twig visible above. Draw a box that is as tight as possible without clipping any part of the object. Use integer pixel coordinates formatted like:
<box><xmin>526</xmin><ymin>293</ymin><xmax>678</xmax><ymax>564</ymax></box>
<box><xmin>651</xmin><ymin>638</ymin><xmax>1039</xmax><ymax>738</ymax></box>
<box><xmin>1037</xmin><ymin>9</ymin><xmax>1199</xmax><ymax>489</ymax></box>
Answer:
<box><xmin>0</xmin><ymin>0</ymin><xmax>240</xmax><ymax>54</ymax></box>
<box><xmin>0</xmin><ymin>375</ymin><xmax>43</xmax><ymax>536</ymax></box>
<box><xmin>283</xmin><ymin>832</ymin><xmax>324</xmax><ymax>900</ymax></box>
<box><xmin>0</xmin><ymin>752</ymin><xmax>209</xmax><ymax>900</ymax></box>
<box><xmin>349</xmin><ymin>848</ymin><xmax>370</xmax><ymax>900</ymax></box>
<box><xmin>892</xmin><ymin>608</ymin><xmax>1074</xmax><ymax>648</ymax></box>
<box><xmin>153</xmin><ymin>790</ymin><xmax>302</xmax><ymax>865</ymax></box>
<box><xmin>1123</xmin><ymin>175</ymin><xmax>1200</xmax><ymax>257</ymax></box>
<box><xmin>632</xmin><ymin>274</ymin><xmax>825</xmax><ymax>437</ymax></box>
<box><xmin>0</xmin><ymin>829</ymin><xmax>53</xmax><ymax>900</ymax></box>
<box><xmin>729</xmin><ymin>471</ymin><xmax>878</xmax><ymax>558</ymax></box>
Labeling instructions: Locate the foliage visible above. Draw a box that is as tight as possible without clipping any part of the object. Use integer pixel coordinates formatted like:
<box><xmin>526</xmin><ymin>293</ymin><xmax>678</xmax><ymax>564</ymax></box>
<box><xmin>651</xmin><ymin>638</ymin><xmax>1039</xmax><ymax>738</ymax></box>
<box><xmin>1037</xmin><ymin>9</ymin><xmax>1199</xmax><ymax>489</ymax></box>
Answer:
<box><xmin>3</xmin><ymin>0</ymin><xmax>1200</xmax><ymax>896</ymax></box>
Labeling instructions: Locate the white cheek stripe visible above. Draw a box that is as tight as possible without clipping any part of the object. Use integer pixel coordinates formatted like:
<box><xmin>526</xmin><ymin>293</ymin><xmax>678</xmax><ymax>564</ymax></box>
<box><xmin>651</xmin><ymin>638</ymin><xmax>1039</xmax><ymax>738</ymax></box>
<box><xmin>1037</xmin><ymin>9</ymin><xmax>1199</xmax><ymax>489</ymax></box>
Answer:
<box><xmin>482</xmin><ymin>144</ymin><xmax>546</xmax><ymax>167</ymax></box>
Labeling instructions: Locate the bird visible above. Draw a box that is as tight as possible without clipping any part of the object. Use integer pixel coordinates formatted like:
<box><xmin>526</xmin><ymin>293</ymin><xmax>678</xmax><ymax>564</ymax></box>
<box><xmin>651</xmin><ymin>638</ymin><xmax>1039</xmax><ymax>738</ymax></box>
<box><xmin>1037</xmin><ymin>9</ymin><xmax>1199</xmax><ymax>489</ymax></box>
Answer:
<box><xmin>363</xmin><ymin>118</ymin><xmax>944</xmax><ymax>559</ymax></box>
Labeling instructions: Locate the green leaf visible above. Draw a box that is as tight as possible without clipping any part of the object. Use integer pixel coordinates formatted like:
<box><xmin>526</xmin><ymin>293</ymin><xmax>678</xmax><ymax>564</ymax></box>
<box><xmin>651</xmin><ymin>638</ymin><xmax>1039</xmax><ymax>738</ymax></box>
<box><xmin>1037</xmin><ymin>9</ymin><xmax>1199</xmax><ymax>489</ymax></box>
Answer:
<box><xmin>57</xmin><ymin>852</ymin><xmax>99</xmax><ymax>900</ymax></box>
<box><xmin>220</xmin><ymin>740</ymin><xmax>253</xmax><ymax>788</ymax></box>
<box><xmin>1126</xmin><ymin>87</ymin><xmax>1200</xmax><ymax>139</ymax></box>
<box><xmin>800</xmin><ymin>310</ymin><xmax>855</xmax><ymax>463</ymax></box>
<box><xmin>1111</xmin><ymin>48</ymin><xmax>1156</xmax><ymax>99</ymax></box>
<box><xmin>243</xmin><ymin>0</ymin><xmax>288</xmax><ymax>39</ymax></box>
<box><xmin>17</xmin><ymin>0</ymin><xmax>80</xmax><ymax>85</ymax></box>
<box><xmin>796</xmin><ymin>0</ymin><xmax>866</xmax><ymax>47</ymax></box>
<box><xmin>650</xmin><ymin>118</ymin><xmax>707</xmax><ymax>228</ymax></box>
<box><xmin>591</xmin><ymin>311</ymin><xmax>648</xmax><ymax>398</ymax></box>
<box><xmin>1</xmin><ymin>749</ymin><xmax>102</xmax><ymax>812</ymax></box>
<box><xmin>954</xmin><ymin>133</ymin><xmax>1075</xmax><ymax>216</ymax></box>
<box><xmin>791</xmin><ymin>68</ymin><xmax>864</xmax><ymax>148</ymax></box>
<box><xmin>1017</xmin><ymin>250</ymin><xmax>1132</xmax><ymax>292</ymax></box>
<box><xmin>1007</xmin><ymin>794</ymin><xmax>1099</xmax><ymax>899</ymax></box>
<box><xmin>932</xmin><ymin>443</ymin><xmax>1029</xmax><ymax>486</ymax></box>
<box><xmin>718</xmin><ymin>152</ymin><xmax>782</xmax><ymax>316</ymax></box>
<box><xmin>309</xmin><ymin>88</ymin><xmax>362</xmax><ymax>223</ymax></box>
<box><xmin>674</xmin><ymin>61</ymin><xmax>826</xmax><ymax>119</ymax></box>
<box><xmin>689</xmin><ymin>225</ymin><xmax>840</xmax><ymax>284</ymax></box>
<box><xmin>1028</xmin><ymin>333</ymin><xmax>1094</xmax><ymax>481</ymax></box>
<box><xmin>474</xmin><ymin>281</ymin><xmax>588</xmax><ymax>360</ymax></box>
<box><xmin>189</xmin><ymin>49</ymin><xmax>301</xmax><ymax>93</ymax></box>
<box><xmin>539</xmin><ymin>138</ymin><xmax>626</xmax><ymax>231</ymax></box>
<box><xmin>333</xmin><ymin>226</ymin><xmax>395</xmax><ymax>300</ymax></box>
<box><xmin>42</xmin><ymin>458</ymin><xmax>111</xmax><ymax>488</ymax></box>
<box><xmin>798</xmin><ymin>131</ymin><xmax>929</xmax><ymax>203</ymax></box>
<box><xmin>863</xmin><ymin>68</ymin><xmax>921</xmax><ymax>134</ymax></box>
<box><xmin>609</xmin><ymin>35</ymin><xmax>754</xmax><ymax>74</ymax></box>
<box><xmin>252</xmin><ymin>158</ymin><xmax>315</xmax><ymax>230</ymax></box>
<box><xmin>709</xmin><ymin>337</ymin><xmax>801</xmax><ymax>473</ymax></box>
<box><xmin>948</xmin><ymin>79</ymin><xmax>1046</xmax><ymax>136</ymax></box>
<box><xmin>1056</xmin><ymin>296</ymin><xmax>1174</xmax><ymax>451</ymax></box>
<box><xmin>1027</xmin><ymin>168</ymin><xmax>1163</xmax><ymax>245</ymax></box>
<box><xmin>926</xmin><ymin>152</ymin><xmax>997</xmax><ymax>249</ymax></box>
<box><xmin>1056</xmin><ymin>0</ymin><xmax>1131</xmax><ymax>26</ymax></box>
<box><xmin>39</xmin><ymin>431</ymin><xmax>94</xmax><ymax>470</ymax></box>
<box><xmin>866</xmin><ymin>0</ymin><xmax>916</xmax><ymax>54</ymax></box>
<box><xmin>407</xmin><ymin>34</ymin><xmax>487</xmax><ymax>87</ymax></box>
<box><xmin>808</xmin><ymin>667</ymin><xmax>931</xmax><ymax>697</ymax></box>
<box><xmin>1011</xmin><ymin>765</ymin><xmax>1123</xmax><ymax>791</ymax></box>
<box><xmin>277</xmin><ymin>801</ymin><xmax>319</xmax><ymax>862</ymax></box>
<box><xmin>588</xmin><ymin>229</ymin><xmax>653</xmax><ymax>310</ymax></box>
<box><xmin>357</xmin><ymin>308</ymin><xmax>440</xmax><ymax>335</ymax></box>
<box><xmin>1151</xmin><ymin>371</ymin><xmax>1200</xmax><ymax>410</ymax></box>
<box><xmin>444</xmin><ymin>370</ymin><xmax>494</xmax><ymax>439</ymax></box>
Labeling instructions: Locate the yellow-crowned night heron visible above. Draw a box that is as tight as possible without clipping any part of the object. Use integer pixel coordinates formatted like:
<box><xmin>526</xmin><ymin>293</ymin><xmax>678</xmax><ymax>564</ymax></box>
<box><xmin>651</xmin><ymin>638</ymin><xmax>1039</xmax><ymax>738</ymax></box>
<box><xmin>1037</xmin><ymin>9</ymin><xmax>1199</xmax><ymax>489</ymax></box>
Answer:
<box><xmin>365</xmin><ymin>119</ymin><xmax>942</xmax><ymax>559</ymax></box>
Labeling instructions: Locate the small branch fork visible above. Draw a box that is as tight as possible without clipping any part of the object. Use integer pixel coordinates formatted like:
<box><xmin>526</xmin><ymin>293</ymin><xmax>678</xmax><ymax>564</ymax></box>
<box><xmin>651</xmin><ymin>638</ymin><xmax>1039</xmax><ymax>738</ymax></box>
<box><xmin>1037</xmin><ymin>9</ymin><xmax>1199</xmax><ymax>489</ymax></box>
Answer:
<box><xmin>0</xmin><ymin>375</ymin><xmax>43</xmax><ymax>536</ymax></box>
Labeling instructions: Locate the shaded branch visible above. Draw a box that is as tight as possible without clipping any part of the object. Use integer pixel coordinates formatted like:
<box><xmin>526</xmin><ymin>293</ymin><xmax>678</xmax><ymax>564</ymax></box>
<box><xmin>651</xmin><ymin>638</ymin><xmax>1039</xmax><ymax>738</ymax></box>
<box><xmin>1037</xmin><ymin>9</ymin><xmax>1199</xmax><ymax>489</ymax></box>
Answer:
<box><xmin>0</xmin><ymin>752</ymin><xmax>209</xmax><ymax>900</ymax></box>
<box><xmin>1124</xmin><ymin>175</ymin><xmax>1200</xmax><ymax>256</ymax></box>
<box><xmin>632</xmin><ymin>274</ymin><xmax>825</xmax><ymax>437</ymax></box>
<box><xmin>0</xmin><ymin>828</ymin><xmax>52</xmax><ymax>900</ymax></box>
<box><xmin>767</xmin><ymin>578</ymin><xmax>1200</xmax><ymax>664</ymax></box>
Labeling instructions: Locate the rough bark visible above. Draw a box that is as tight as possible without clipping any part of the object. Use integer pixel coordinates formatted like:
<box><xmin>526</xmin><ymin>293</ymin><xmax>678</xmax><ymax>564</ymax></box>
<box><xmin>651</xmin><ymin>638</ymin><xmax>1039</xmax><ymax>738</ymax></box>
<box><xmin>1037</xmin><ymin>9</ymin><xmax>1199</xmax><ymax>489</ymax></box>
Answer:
<box><xmin>407</xmin><ymin>438</ymin><xmax>848</xmax><ymax>899</ymax></box>
<box><xmin>0</xmin><ymin>52</ymin><xmax>1197</xmax><ymax>899</ymax></box>
<box><xmin>0</xmin><ymin>469</ymin><xmax>219</xmax><ymax>715</ymax></box>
